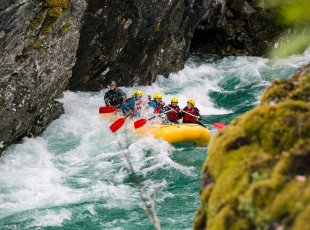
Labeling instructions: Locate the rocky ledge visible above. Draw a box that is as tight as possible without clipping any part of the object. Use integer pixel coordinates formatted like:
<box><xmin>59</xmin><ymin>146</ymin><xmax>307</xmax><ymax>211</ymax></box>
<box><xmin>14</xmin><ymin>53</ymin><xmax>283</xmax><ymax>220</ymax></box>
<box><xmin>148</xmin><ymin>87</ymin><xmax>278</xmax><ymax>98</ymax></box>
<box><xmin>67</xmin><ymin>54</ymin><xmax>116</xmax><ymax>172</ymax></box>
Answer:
<box><xmin>194</xmin><ymin>64</ymin><xmax>310</xmax><ymax>229</ymax></box>
<box><xmin>191</xmin><ymin>0</ymin><xmax>284</xmax><ymax>56</ymax></box>
<box><xmin>0</xmin><ymin>0</ymin><xmax>86</xmax><ymax>153</ymax></box>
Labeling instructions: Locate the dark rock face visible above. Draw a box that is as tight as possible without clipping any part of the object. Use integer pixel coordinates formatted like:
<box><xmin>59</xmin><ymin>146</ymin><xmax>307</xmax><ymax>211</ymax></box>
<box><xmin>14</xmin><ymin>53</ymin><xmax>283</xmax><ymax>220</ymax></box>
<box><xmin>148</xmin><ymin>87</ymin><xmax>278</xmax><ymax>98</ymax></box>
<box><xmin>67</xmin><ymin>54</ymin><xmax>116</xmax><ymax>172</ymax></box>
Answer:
<box><xmin>0</xmin><ymin>0</ymin><xmax>86</xmax><ymax>153</ymax></box>
<box><xmin>68</xmin><ymin>0</ymin><xmax>208</xmax><ymax>91</ymax></box>
<box><xmin>190</xmin><ymin>0</ymin><xmax>284</xmax><ymax>56</ymax></box>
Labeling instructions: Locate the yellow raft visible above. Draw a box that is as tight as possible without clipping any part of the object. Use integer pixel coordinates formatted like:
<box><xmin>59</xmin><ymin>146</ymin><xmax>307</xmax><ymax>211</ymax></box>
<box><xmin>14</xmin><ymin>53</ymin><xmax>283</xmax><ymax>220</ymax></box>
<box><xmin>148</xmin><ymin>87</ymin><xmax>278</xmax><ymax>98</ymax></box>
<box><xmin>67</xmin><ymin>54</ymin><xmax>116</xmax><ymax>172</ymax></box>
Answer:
<box><xmin>100</xmin><ymin>113</ymin><xmax>211</xmax><ymax>145</ymax></box>
<box><xmin>134</xmin><ymin>123</ymin><xmax>211</xmax><ymax>146</ymax></box>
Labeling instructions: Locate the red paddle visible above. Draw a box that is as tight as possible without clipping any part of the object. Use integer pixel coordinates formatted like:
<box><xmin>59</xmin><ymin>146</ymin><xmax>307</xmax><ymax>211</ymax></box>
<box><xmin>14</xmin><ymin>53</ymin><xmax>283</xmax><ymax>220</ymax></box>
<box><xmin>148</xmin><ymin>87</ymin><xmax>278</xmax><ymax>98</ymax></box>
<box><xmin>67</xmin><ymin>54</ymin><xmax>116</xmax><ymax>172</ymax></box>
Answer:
<box><xmin>213</xmin><ymin>122</ymin><xmax>226</xmax><ymax>130</ymax></box>
<box><xmin>99</xmin><ymin>106</ymin><xmax>118</xmax><ymax>114</ymax></box>
<box><xmin>134</xmin><ymin>109</ymin><xmax>173</xmax><ymax>129</ymax></box>
<box><xmin>134</xmin><ymin>118</ymin><xmax>148</xmax><ymax>129</ymax></box>
<box><xmin>110</xmin><ymin>114</ymin><xmax>131</xmax><ymax>133</ymax></box>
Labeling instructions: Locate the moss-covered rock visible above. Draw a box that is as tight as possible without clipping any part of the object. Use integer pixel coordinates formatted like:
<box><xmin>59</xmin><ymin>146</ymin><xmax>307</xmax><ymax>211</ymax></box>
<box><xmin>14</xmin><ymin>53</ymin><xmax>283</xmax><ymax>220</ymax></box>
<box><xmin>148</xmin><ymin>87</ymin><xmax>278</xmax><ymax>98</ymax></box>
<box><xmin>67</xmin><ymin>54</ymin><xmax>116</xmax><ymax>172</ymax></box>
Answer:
<box><xmin>194</xmin><ymin>64</ymin><xmax>310</xmax><ymax>229</ymax></box>
<box><xmin>0</xmin><ymin>0</ymin><xmax>86</xmax><ymax>154</ymax></box>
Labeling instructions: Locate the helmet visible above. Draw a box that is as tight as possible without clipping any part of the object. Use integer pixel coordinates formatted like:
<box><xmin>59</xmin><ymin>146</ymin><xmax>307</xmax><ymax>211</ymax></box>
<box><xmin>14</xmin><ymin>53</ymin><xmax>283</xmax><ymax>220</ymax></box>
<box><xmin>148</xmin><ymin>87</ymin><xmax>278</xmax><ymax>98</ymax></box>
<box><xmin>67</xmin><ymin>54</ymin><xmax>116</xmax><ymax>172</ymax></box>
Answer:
<box><xmin>171</xmin><ymin>97</ymin><xmax>178</xmax><ymax>103</ymax></box>
<box><xmin>187</xmin><ymin>99</ymin><xmax>195</xmax><ymax>106</ymax></box>
<box><xmin>132</xmin><ymin>89</ymin><xmax>143</xmax><ymax>97</ymax></box>
<box><xmin>153</xmin><ymin>93</ymin><xmax>162</xmax><ymax>99</ymax></box>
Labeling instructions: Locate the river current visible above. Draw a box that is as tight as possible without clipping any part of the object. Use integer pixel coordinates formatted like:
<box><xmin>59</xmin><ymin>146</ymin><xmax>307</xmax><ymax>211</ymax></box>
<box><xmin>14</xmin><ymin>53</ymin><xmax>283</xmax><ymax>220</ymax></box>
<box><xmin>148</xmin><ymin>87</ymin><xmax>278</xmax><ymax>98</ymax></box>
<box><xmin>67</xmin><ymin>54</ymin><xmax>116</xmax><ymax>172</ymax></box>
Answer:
<box><xmin>1</xmin><ymin>50</ymin><xmax>310</xmax><ymax>229</ymax></box>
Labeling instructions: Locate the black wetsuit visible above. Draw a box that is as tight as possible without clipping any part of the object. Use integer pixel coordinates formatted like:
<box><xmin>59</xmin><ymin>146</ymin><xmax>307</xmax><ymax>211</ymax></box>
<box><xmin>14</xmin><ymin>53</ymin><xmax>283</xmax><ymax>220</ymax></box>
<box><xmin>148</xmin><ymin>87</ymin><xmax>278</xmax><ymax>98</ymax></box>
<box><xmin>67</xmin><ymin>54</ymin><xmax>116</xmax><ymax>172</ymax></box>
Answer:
<box><xmin>104</xmin><ymin>88</ymin><xmax>126</xmax><ymax>107</ymax></box>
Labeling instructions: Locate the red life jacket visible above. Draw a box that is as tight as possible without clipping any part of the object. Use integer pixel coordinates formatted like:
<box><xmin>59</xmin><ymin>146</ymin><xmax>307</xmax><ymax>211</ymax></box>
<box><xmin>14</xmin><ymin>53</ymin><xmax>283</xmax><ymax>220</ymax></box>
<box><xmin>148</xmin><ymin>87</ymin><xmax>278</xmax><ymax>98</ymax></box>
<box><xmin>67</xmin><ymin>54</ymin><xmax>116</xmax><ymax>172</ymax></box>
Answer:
<box><xmin>183</xmin><ymin>107</ymin><xmax>199</xmax><ymax>123</ymax></box>
<box><xmin>154</xmin><ymin>105</ymin><xmax>163</xmax><ymax>114</ymax></box>
<box><xmin>167</xmin><ymin>105</ymin><xmax>180</xmax><ymax>121</ymax></box>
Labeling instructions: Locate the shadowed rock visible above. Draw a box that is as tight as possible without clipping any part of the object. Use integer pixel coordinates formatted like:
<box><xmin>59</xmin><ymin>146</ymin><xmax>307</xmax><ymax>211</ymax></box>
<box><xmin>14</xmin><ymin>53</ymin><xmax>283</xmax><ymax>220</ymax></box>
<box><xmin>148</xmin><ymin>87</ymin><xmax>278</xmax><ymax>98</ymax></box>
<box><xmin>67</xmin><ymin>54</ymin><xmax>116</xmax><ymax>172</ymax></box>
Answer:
<box><xmin>68</xmin><ymin>0</ymin><xmax>209</xmax><ymax>91</ymax></box>
<box><xmin>0</xmin><ymin>0</ymin><xmax>86</xmax><ymax>153</ymax></box>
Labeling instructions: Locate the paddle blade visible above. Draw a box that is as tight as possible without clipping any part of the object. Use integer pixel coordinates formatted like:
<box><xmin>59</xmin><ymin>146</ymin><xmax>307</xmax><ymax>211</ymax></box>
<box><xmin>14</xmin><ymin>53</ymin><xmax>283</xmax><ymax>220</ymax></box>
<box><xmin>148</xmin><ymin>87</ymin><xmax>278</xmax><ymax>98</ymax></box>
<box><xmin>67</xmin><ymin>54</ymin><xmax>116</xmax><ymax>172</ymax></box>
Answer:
<box><xmin>99</xmin><ymin>106</ymin><xmax>118</xmax><ymax>114</ymax></box>
<box><xmin>110</xmin><ymin>118</ymin><xmax>126</xmax><ymax>133</ymax></box>
<box><xmin>213</xmin><ymin>123</ymin><xmax>226</xmax><ymax>130</ymax></box>
<box><xmin>134</xmin><ymin>119</ymin><xmax>147</xmax><ymax>129</ymax></box>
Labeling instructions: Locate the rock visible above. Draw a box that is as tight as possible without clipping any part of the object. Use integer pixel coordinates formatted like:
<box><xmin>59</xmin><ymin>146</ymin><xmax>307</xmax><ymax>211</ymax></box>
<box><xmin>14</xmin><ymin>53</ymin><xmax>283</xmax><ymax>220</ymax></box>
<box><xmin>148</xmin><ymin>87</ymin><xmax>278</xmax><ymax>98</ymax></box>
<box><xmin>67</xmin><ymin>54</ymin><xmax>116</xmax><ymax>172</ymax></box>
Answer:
<box><xmin>191</xmin><ymin>0</ymin><xmax>285</xmax><ymax>56</ymax></box>
<box><xmin>0</xmin><ymin>0</ymin><xmax>86</xmax><ymax>154</ymax></box>
<box><xmin>194</xmin><ymin>63</ymin><xmax>310</xmax><ymax>229</ymax></box>
<box><xmin>67</xmin><ymin>0</ymin><xmax>209</xmax><ymax>91</ymax></box>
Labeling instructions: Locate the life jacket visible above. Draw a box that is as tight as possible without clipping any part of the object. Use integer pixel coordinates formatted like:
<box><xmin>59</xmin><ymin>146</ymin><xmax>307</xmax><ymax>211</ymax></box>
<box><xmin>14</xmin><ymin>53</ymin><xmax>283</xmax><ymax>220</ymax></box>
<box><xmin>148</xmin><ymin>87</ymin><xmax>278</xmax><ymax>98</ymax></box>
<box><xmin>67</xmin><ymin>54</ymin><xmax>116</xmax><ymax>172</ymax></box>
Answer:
<box><xmin>135</xmin><ymin>98</ymin><xmax>143</xmax><ymax>111</ymax></box>
<box><xmin>183</xmin><ymin>107</ymin><xmax>199</xmax><ymax>123</ymax></box>
<box><xmin>149</xmin><ymin>100</ymin><xmax>164</xmax><ymax>114</ymax></box>
<box><xmin>167</xmin><ymin>105</ymin><xmax>180</xmax><ymax>121</ymax></box>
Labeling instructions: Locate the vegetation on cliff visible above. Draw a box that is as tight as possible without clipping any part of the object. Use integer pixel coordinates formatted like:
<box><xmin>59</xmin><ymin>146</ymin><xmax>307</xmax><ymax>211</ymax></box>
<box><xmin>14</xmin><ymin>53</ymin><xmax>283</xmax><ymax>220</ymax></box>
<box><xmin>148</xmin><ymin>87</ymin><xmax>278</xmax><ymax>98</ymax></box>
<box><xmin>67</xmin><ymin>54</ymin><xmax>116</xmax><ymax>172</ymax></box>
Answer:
<box><xmin>267</xmin><ymin>0</ymin><xmax>310</xmax><ymax>58</ymax></box>
<box><xmin>194</xmin><ymin>64</ymin><xmax>310</xmax><ymax>229</ymax></box>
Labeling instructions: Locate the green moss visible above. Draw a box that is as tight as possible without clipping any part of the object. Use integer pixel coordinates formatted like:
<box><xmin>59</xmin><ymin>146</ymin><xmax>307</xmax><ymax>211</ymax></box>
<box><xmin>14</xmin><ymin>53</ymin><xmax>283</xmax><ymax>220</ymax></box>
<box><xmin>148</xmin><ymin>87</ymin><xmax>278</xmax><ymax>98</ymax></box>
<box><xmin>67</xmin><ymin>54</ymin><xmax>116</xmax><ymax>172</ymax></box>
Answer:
<box><xmin>155</xmin><ymin>23</ymin><xmax>161</xmax><ymax>32</ymax></box>
<box><xmin>195</xmin><ymin>64</ymin><xmax>310</xmax><ymax>229</ymax></box>
<box><xmin>20</xmin><ymin>0</ymin><xmax>71</xmax><ymax>59</ymax></box>
<box><xmin>226</xmin><ymin>9</ymin><xmax>234</xmax><ymax>19</ymax></box>
<box><xmin>29</xmin><ymin>10</ymin><xmax>46</xmax><ymax>30</ymax></box>
<box><xmin>260</xmin><ymin>79</ymin><xmax>292</xmax><ymax>103</ymax></box>
<box><xmin>210</xmin><ymin>205</ymin><xmax>250</xmax><ymax>230</ymax></box>
<box><xmin>59</xmin><ymin>24</ymin><xmax>71</xmax><ymax>35</ymax></box>
<box><xmin>45</xmin><ymin>0</ymin><xmax>69</xmax><ymax>9</ymax></box>
<box><xmin>39</xmin><ymin>48</ymin><xmax>46</xmax><ymax>57</ymax></box>
<box><xmin>292</xmin><ymin>204</ymin><xmax>310</xmax><ymax>230</ymax></box>
<box><xmin>32</xmin><ymin>39</ymin><xmax>43</xmax><ymax>49</ymax></box>
<box><xmin>118</xmin><ymin>12</ymin><xmax>130</xmax><ymax>21</ymax></box>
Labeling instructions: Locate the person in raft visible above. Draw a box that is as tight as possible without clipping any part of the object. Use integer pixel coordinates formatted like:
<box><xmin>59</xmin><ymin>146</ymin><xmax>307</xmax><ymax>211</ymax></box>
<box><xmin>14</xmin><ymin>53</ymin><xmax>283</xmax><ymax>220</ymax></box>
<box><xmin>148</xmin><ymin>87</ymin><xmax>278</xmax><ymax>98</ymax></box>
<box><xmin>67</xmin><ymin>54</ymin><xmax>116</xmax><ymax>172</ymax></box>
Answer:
<box><xmin>149</xmin><ymin>93</ymin><xmax>165</xmax><ymax>114</ymax></box>
<box><xmin>165</xmin><ymin>97</ymin><xmax>182</xmax><ymax>124</ymax></box>
<box><xmin>122</xmin><ymin>89</ymin><xmax>145</xmax><ymax>117</ymax></box>
<box><xmin>104</xmin><ymin>80</ymin><xmax>126</xmax><ymax>108</ymax></box>
<box><xmin>181</xmin><ymin>99</ymin><xmax>206</xmax><ymax>127</ymax></box>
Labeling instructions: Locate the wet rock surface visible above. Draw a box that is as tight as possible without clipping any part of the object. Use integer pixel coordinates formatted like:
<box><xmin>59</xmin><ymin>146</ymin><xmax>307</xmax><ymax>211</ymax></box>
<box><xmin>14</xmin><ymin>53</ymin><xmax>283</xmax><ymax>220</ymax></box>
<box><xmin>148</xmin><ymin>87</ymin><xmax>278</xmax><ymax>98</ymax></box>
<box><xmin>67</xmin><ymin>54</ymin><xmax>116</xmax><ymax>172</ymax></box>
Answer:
<box><xmin>0</xmin><ymin>0</ymin><xmax>86</xmax><ymax>153</ymax></box>
<box><xmin>194</xmin><ymin>64</ymin><xmax>310</xmax><ymax>229</ymax></box>
<box><xmin>68</xmin><ymin>0</ymin><xmax>209</xmax><ymax>91</ymax></box>
<box><xmin>191</xmin><ymin>0</ymin><xmax>284</xmax><ymax>56</ymax></box>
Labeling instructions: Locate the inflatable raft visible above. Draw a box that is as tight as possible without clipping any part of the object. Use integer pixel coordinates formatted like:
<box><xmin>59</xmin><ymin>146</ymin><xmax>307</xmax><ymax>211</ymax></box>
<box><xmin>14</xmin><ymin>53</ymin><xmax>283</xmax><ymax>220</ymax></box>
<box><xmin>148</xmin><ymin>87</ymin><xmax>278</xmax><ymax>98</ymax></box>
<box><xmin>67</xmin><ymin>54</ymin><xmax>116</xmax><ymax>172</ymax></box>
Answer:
<box><xmin>134</xmin><ymin>123</ymin><xmax>211</xmax><ymax>146</ymax></box>
<box><xmin>100</xmin><ymin>113</ymin><xmax>211</xmax><ymax>145</ymax></box>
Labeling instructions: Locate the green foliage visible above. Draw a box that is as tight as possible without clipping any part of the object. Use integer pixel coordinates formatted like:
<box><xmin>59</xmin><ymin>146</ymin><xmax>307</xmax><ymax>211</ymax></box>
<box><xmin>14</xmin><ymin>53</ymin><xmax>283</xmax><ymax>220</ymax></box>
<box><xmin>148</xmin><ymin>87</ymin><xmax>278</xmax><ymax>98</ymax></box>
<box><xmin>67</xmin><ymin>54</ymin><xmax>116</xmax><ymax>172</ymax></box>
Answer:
<box><xmin>267</xmin><ymin>0</ymin><xmax>310</xmax><ymax>25</ymax></box>
<box><xmin>269</xmin><ymin>27</ymin><xmax>310</xmax><ymax>58</ymax></box>
<box><xmin>266</xmin><ymin>0</ymin><xmax>310</xmax><ymax>58</ymax></box>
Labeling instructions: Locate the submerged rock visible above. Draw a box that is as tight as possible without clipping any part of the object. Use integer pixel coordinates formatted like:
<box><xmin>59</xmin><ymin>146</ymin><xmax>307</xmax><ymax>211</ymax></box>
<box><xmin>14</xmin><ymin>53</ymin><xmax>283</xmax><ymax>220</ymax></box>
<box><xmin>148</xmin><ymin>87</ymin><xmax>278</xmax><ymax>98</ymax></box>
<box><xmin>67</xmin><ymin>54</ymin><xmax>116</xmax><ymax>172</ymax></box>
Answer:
<box><xmin>0</xmin><ymin>0</ymin><xmax>86</xmax><ymax>153</ymax></box>
<box><xmin>194</xmin><ymin>64</ymin><xmax>310</xmax><ymax>229</ymax></box>
<box><xmin>68</xmin><ymin>0</ymin><xmax>209</xmax><ymax>91</ymax></box>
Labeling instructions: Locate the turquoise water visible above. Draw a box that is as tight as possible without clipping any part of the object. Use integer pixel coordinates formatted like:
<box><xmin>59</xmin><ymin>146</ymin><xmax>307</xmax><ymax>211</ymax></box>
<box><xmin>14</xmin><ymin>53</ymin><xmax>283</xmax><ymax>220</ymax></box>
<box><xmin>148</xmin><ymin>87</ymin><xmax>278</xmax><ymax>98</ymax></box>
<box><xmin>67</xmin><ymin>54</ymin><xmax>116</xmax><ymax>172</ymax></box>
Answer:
<box><xmin>1</xmin><ymin>50</ymin><xmax>310</xmax><ymax>229</ymax></box>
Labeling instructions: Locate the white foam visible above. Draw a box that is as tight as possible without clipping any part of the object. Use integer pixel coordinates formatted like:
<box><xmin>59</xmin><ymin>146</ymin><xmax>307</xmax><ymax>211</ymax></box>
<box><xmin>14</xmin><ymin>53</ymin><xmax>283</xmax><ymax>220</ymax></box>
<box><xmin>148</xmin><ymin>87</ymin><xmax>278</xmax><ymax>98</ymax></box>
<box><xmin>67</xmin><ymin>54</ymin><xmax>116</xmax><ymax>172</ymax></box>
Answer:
<box><xmin>32</xmin><ymin>209</ymin><xmax>71</xmax><ymax>227</ymax></box>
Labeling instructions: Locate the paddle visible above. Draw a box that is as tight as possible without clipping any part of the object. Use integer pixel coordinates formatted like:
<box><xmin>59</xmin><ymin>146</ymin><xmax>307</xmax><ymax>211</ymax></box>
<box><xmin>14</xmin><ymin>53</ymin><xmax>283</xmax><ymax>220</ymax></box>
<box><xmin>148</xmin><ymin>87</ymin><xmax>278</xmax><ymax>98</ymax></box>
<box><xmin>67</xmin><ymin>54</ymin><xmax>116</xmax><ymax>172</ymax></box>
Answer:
<box><xmin>99</xmin><ymin>106</ymin><xmax>118</xmax><ymax>114</ymax></box>
<box><xmin>134</xmin><ymin>109</ymin><xmax>172</xmax><ymax>129</ymax></box>
<box><xmin>167</xmin><ymin>106</ymin><xmax>226</xmax><ymax>130</ymax></box>
<box><xmin>110</xmin><ymin>114</ymin><xmax>131</xmax><ymax>133</ymax></box>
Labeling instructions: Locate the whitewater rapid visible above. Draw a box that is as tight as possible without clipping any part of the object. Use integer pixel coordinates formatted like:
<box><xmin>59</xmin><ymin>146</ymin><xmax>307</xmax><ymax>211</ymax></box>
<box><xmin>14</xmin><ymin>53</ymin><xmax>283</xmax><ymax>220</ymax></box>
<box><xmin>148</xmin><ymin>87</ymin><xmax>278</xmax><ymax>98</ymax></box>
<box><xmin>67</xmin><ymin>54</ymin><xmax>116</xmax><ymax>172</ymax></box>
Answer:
<box><xmin>0</xmin><ymin>50</ymin><xmax>310</xmax><ymax>229</ymax></box>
